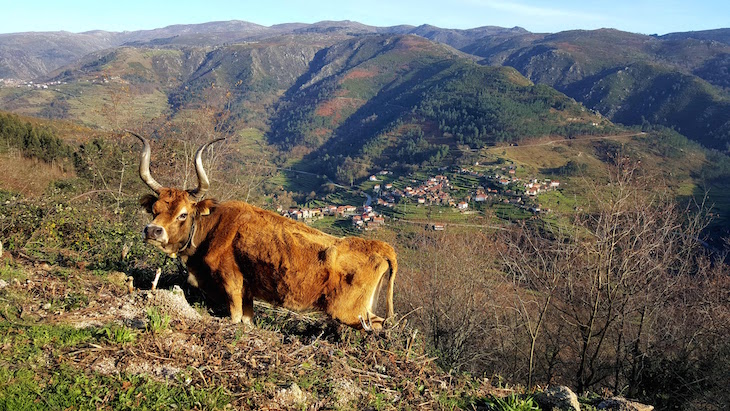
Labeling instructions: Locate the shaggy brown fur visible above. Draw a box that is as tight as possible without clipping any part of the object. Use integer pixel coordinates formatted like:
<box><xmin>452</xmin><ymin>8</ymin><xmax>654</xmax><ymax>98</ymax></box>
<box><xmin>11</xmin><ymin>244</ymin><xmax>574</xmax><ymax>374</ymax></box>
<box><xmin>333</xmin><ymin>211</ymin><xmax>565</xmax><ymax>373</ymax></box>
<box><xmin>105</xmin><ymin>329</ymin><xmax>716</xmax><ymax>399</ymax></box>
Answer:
<box><xmin>140</xmin><ymin>189</ymin><xmax>397</xmax><ymax>330</ymax></box>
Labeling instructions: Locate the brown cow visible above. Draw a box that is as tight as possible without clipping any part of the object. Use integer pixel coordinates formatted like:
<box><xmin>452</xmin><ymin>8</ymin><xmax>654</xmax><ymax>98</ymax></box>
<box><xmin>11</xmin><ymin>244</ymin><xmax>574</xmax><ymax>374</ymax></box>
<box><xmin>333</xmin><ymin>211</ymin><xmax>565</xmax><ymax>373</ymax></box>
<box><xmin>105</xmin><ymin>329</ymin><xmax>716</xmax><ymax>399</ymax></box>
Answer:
<box><xmin>130</xmin><ymin>132</ymin><xmax>397</xmax><ymax>330</ymax></box>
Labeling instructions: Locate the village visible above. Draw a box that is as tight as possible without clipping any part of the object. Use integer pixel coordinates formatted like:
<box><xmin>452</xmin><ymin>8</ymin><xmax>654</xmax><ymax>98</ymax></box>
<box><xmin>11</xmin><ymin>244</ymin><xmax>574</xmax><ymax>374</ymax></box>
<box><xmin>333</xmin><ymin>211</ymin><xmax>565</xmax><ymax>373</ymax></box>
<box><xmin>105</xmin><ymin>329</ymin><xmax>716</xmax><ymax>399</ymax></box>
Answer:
<box><xmin>0</xmin><ymin>79</ymin><xmax>68</xmax><ymax>89</ymax></box>
<box><xmin>279</xmin><ymin>165</ymin><xmax>561</xmax><ymax>230</ymax></box>
<box><xmin>0</xmin><ymin>74</ymin><xmax>124</xmax><ymax>89</ymax></box>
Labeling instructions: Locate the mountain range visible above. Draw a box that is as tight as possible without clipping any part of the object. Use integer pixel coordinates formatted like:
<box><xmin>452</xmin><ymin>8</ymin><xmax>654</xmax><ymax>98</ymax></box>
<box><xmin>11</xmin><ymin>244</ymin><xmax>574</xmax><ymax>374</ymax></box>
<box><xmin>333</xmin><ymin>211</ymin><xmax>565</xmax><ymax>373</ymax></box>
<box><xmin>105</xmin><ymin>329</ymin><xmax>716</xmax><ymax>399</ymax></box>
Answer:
<box><xmin>1</xmin><ymin>20</ymin><xmax>729</xmax><ymax>157</ymax></box>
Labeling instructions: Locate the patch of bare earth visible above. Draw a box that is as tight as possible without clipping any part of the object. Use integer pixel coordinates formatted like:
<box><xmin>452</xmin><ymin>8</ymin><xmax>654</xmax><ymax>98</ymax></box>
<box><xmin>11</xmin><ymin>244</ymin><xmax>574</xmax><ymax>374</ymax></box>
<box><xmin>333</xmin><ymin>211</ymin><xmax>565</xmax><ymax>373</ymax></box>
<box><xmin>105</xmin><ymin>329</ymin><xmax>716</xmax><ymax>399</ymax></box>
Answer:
<box><xmin>343</xmin><ymin>68</ymin><xmax>378</xmax><ymax>80</ymax></box>
<box><xmin>315</xmin><ymin>97</ymin><xmax>365</xmax><ymax>123</ymax></box>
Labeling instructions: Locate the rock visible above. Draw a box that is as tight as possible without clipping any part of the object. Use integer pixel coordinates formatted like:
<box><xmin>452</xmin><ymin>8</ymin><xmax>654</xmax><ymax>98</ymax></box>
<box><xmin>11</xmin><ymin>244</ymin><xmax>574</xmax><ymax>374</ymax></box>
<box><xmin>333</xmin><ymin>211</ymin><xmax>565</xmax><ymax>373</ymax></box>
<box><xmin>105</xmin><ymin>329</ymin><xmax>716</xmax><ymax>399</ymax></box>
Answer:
<box><xmin>144</xmin><ymin>289</ymin><xmax>201</xmax><ymax>322</ymax></box>
<box><xmin>333</xmin><ymin>378</ymin><xmax>365</xmax><ymax>408</ymax></box>
<box><xmin>533</xmin><ymin>385</ymin><xmax>581</xmax><ymax>411</ymax></box>
<box><xmin>597</xmin><ymin>397</ymin><xmax>654</xmax><ymax>411</ymax></box>
<box><xmin>172</xmin><ymin>285</ymin><xmax>184</xmax><ymax>297</ymax></box>
<box><xmin>0</xmin><ymin>279</ymin><xmax>7</xmax><ymax>290</ymax></box>
<box><xmin>275</xmin><ymin>382</ymin><xmax>307</xmax><ymax>408</ymax></box>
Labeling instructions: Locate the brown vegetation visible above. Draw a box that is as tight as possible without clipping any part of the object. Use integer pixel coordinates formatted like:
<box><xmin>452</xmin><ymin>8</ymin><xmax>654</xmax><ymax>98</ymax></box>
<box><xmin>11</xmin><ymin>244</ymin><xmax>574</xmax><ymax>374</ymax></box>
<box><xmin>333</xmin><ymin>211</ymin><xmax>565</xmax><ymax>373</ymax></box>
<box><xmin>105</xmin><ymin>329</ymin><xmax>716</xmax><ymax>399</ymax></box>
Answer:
<box><xmin>395</xmin><ymin>160</ymin><xmax>730</xmax><ymax>410</ymax></box>
<box><xmin>0</xmin><ymin>152</ymin><xmax>74</xmax><ymax>197</ymax></box>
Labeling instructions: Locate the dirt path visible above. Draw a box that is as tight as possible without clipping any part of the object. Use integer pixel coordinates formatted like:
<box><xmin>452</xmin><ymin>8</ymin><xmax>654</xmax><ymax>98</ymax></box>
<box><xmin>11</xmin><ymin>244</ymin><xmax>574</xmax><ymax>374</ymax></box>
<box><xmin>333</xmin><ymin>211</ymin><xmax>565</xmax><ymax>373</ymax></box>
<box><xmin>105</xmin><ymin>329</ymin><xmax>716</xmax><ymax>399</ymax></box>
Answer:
<box><xmin>489</xmin><ymin>132</ymin><xmax>646</xmax><ymax>150</ymax></box>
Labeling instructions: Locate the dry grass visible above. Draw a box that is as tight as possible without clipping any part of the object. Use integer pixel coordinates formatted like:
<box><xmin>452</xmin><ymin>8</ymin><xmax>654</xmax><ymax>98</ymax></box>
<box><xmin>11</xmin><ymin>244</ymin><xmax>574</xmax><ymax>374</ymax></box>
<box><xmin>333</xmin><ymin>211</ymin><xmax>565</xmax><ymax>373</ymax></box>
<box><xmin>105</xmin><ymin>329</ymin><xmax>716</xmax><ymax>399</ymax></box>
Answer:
<box><xmin>0</xmin><ymin>152</ymin><xmax>74</xmax><ymax>197</ymax></box>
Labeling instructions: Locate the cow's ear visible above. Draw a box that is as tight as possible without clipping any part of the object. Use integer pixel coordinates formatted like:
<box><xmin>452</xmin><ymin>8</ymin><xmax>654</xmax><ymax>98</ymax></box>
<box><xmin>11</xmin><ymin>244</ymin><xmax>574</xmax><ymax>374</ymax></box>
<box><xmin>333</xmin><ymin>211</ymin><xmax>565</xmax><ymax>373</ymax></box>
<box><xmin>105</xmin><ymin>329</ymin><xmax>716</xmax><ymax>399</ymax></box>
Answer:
<box><xmin>195</xmin><ymin>199</ymin><xmax>218</xmax><ymax>216</ymax></box>
<box><xmin>139</xmin><ymin>194</ymin><xmax>157</xmax><ymax>214</ymax></box>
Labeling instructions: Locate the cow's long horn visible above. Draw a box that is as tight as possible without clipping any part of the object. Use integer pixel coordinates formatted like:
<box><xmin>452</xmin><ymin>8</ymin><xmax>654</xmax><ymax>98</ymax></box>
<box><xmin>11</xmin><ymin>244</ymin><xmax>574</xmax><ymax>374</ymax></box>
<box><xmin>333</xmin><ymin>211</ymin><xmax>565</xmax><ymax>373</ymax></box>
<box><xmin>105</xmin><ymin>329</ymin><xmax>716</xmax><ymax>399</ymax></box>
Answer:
<box><xmin>127</xmin><ymin>130</ymin><xmax>163</xmax><ymax>194</ymax></box>
<box><xmin>190</xmin><ymin>137</ymin><xmax>225</xmax><ymax>200</ymax></box>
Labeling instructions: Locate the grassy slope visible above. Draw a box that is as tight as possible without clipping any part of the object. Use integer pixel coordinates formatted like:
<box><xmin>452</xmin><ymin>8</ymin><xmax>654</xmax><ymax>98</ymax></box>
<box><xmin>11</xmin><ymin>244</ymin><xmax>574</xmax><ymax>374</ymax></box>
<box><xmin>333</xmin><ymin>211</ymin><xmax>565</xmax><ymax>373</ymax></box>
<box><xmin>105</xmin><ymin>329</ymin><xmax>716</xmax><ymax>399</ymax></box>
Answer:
<box><xmin>0</xmin><ymin>259</ymin><xmax>520</xmax><ymax>410</ymax></box>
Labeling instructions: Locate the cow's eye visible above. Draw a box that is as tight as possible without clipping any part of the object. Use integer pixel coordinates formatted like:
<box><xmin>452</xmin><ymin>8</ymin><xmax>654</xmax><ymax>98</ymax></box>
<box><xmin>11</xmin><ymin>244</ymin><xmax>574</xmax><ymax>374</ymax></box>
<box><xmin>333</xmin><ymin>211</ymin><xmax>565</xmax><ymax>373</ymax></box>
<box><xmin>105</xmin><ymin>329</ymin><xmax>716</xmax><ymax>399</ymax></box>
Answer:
<box><xmin>178</xmin><ymin>213</ymin><xmax>188</xmax><ymax>221</ymax></box>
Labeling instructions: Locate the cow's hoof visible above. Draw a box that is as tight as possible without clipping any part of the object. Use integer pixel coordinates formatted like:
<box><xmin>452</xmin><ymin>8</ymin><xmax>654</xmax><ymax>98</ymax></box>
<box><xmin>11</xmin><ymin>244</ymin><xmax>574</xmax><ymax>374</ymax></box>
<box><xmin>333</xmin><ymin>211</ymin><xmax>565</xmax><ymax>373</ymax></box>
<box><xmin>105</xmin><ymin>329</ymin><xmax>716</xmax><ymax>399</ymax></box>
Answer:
<box><xmin>241</xmin><ymin>319</ymin><xmax>254</xmax><ymax>331</ymax></box>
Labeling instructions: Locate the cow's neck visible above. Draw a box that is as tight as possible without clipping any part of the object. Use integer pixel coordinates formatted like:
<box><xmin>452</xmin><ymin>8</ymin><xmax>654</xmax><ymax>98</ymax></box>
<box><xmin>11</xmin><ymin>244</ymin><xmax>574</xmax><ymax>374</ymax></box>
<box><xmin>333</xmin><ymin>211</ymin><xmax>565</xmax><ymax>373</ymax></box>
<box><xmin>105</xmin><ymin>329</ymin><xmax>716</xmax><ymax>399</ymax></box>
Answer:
<box><xmin>175</xmin><ymin>214</ymin><xmax>198</xmax><ymax>258</ymax></box>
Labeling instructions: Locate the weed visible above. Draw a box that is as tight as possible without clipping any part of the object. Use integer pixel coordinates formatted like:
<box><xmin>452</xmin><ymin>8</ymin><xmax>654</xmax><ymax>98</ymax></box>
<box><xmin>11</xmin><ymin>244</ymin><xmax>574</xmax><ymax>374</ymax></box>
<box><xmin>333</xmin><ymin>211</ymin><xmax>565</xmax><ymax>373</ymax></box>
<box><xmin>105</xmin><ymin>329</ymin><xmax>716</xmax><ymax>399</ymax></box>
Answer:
<box><xmin>0</xmin><ymin>322</ymin><xmax>97</xmax><ymax>372</ymax></box>
<box><xmin>146</xmin><ymin>307</ymin><xmax>170</xmax><ymax>334</ymax></box>
<box><xmin>60</xmin><ymin>292</ymin><xmax>89</xmax><ymax>311</ymax></box>
<box><xmin>487</xmin><ymin>394</ymin><xmax>541</xmax><ymax>411</ymax></box>
<box><xmin>0</xmin><ymin>261</ymin><xmax>24</xmax><ymax>282</ymax></box>
<box><xmin>99</xmin><ymin>324</ymin><xmax>136</xmax><ymax>345</ymax></box>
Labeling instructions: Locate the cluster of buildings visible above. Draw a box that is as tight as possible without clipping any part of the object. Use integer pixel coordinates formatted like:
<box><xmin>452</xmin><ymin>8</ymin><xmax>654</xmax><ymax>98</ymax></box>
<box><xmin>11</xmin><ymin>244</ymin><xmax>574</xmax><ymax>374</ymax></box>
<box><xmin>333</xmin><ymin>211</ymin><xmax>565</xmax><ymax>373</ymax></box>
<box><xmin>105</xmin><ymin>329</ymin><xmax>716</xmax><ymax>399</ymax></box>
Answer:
<box><xmin>1</xmin><ymin>79</ymin><xmax>67</xmax><ymax>89</ymax></box>
<box><xmin>524</xmin><ymin>179</ymin><xmax>560</xmax><ymax>196</ymax></box>
<box><xmin>372</xmin><ymin>174</ymin><xmax>459</xmax><ymax>208</ymax></box>
<box><xmin>456</xmin><ymin>165</ymin><xmax>561</xmax><ymax>212</ymax></box>
<box><xmin>279</xmin><ymin>205</ymin><xmax>355</xmax><ymax>220</ymax></box>
<box><xmin>351</xmin><ymin>206</ymin><xmax>386</xmax><ymax>230</ymax></box>
<box><xmin>279</xmin><ymin>204</ymin><xmax>386</xmax><ymax>231</ymax></box>
<box><xmin>278</xmin><ymin>166</ymin><xmax>563</xmax><ymax>231</ymax></box>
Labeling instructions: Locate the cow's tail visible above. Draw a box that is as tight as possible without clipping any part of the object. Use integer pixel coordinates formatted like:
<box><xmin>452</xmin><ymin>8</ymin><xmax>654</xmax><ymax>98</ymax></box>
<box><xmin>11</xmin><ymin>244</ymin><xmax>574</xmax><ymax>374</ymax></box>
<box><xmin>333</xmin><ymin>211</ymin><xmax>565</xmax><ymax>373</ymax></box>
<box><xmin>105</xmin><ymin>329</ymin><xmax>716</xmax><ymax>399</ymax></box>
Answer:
<box><xmin>383</xmin><ymin>248</ymin><xmax>397</xmax><ymax>321</ymax></box>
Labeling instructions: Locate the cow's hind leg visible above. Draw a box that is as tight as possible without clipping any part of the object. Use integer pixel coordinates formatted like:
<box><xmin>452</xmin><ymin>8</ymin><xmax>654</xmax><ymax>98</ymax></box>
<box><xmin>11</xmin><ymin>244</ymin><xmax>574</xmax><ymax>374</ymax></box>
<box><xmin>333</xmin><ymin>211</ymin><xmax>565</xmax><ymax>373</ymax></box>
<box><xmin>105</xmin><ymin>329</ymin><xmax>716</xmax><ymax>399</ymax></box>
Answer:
<box><xmin>360</xmin><ymin>256</ymin><xmax>390</xmax><ymax>330</ymax></box>
<box><xmin>222</xmin><ymin>278</ymin><xmax>244</xmax><ymax>324</ymax></box>
<box><xmin>359</xmin><ymin>311</ymin><xmax>386</xmax><ymax>331</ymax></box>
<box><xmin>242</xmin><ymin>294</ymin><xmax>254</xmax><ymax>328</ymax></box>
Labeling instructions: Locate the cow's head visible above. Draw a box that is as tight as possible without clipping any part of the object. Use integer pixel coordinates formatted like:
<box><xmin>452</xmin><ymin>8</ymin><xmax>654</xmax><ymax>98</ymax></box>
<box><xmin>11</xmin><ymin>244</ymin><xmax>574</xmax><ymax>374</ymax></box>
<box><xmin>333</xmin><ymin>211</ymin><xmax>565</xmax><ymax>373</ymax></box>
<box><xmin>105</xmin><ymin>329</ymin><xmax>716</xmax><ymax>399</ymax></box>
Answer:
<box><xmin>130</xmin><ymin>131</ymin><xmax>223</xmax><ymax>257</ymax></box>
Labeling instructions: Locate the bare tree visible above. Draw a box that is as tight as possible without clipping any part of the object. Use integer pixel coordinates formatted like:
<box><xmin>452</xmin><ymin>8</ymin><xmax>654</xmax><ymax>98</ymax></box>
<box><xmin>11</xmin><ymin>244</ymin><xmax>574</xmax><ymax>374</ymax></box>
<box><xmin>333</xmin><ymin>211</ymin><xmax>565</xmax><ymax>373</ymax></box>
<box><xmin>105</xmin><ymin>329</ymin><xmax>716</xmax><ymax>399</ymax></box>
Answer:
<box><xmin>497</xmin><ymin>158</ymin><xmax>715</xmax><ymax>398</ymax></box>
<box><xmin>500</xmin><ymin>221</ymin><xmax>579</xmax><ymax>388</ymax></box>
<box><xmin>397</xmin><ymin>230</ymin><xmax>504</xmax><ymax>372</ymax></box>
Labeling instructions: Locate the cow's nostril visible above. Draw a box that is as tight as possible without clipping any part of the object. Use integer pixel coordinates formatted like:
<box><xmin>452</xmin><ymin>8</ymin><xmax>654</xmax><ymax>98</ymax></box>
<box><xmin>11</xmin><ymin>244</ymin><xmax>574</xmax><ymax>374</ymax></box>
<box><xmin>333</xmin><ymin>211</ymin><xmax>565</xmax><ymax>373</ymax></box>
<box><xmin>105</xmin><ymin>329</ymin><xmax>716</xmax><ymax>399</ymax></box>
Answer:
<box><xmin>144</xmin><ymin>225</ymin><xmax>164</xmax><ymax>240</ymax></box>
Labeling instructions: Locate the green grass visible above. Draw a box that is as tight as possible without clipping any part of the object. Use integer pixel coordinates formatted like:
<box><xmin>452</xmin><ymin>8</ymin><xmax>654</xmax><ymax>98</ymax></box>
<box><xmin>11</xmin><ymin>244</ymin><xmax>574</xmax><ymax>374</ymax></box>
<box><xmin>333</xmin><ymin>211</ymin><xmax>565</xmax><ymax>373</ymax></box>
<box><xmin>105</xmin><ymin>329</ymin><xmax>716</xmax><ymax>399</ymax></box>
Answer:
<box><xmin>536</xmin><ymin>190</ymin><xmax>578</xmax><ymax>214</ymax></box>
<box><xmin>0</xmin><ymin>262</ymin><xmax>25</xmax><ymax>282</ymax></box>
<box><xmin>0</xmin><ymin>322</ymin><xmax>96</xmax><ymax>363</ymax></box>
<box><xmin>450</xmin><ymin>174</ymin><xmax>483</xmax><ymax>191</ymax></box>
<box><xmin>383</xmin><ymin>203</ymin><xmax>480</xmax><ymax>224</ymax></box>
<box><xmin>308</xmin><ymin>216</ymin><xmax>358</xmax><ymax>236</ymax></box>
<box><xmin>0</xmin><ymin>317</ymin><xmax>228</xmax><ymax>410</ymax></box>
<box><xmin>0</xmin><ymin>365</ymin><xmax>230</xmax><ymax>410</ymax></box>
<box><xmin>487</xmin><ymin>394</ymin><xmax>541</xmax><ymax>411</ymax></box>
<box><xmin>270</xmin><ymin>170</ymin><xmax>324</xmax><ymax>195</ymax></box>
<box><xmin>492</xmin><ymin>203</ymin><xmax>532</xmax><ymax>221</ymax></box>
<box><xmin>100</xmin><ymin>324</ymin><xmax>137</xmax><ymax>345</ymax></box>
<box><xmin>146</xmin><ymin>307</ymin><xmax>171</xmax><ymax>334</ymax></box>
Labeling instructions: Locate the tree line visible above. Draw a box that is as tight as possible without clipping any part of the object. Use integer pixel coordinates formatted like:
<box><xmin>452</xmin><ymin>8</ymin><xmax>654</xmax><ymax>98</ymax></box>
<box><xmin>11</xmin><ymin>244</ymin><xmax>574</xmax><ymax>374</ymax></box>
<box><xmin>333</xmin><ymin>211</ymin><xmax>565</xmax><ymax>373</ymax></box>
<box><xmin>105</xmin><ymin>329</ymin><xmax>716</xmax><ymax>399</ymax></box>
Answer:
<box><xmin>0</xmin><ymin>112</ymin><xmax>73</xmax><ymax>163</ymax></box>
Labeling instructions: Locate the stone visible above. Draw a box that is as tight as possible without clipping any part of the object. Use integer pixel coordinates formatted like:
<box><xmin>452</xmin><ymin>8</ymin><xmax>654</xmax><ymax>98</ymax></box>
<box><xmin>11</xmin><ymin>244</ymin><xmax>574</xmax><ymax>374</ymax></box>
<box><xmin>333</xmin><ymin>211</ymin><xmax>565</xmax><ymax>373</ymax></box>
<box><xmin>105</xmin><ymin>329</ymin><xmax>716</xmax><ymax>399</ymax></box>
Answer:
<box><xmin>597</xmin><ymin>397</ymin><xmax>654</xmax><ymax>411</ymax></box>
<box><xmin>533</xmin><ymin>385</ymin><xmax>581</xmax><ymax>411</ymax></box>
<box><xmin>275</xmin><ymin>382</ymin><xmax>307</xmax><ymax>408</ymax></box>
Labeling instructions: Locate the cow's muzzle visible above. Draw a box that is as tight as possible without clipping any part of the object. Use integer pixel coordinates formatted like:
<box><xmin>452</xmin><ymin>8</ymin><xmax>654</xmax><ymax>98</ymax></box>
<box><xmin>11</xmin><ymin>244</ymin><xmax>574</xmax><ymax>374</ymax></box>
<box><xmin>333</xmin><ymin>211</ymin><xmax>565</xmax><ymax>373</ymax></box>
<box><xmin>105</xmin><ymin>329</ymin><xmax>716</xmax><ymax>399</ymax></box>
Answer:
<box><xmin>143</xmin><ymin>224</ymin><xmax>167</xmax><ymax>243</ymax></box>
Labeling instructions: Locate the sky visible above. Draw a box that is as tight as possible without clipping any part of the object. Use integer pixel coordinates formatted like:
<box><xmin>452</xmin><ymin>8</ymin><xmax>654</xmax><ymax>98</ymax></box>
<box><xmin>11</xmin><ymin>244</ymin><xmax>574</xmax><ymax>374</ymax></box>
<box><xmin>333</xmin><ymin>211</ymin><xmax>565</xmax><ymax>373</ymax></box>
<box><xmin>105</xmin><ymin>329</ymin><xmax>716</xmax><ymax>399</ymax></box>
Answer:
<box><xmin>3</xmin><ymin>0</ymin><xmax>729</xmax><ymax>36</ymax></box>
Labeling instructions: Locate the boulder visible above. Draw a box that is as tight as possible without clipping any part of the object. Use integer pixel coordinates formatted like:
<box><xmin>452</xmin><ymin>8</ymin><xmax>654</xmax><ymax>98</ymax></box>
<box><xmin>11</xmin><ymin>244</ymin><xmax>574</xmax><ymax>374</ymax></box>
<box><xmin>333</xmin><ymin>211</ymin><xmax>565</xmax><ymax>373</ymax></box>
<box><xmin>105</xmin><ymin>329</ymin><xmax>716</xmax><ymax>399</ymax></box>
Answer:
<box><xmin>533</xmin><ymin>385</ymin><xmax>581</xmax><ymax>411</ymax></box>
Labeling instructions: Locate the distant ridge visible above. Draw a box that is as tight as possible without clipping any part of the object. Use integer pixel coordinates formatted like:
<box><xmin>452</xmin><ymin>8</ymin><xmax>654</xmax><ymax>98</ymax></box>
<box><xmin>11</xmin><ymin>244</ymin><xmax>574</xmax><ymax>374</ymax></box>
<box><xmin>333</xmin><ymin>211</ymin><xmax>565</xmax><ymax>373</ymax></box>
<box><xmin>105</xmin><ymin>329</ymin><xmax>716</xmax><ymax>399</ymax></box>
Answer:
<box><xmin>1</xmin><ymin>19</ymin><xmax>730</xmax><ymax>151</ymax></box>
